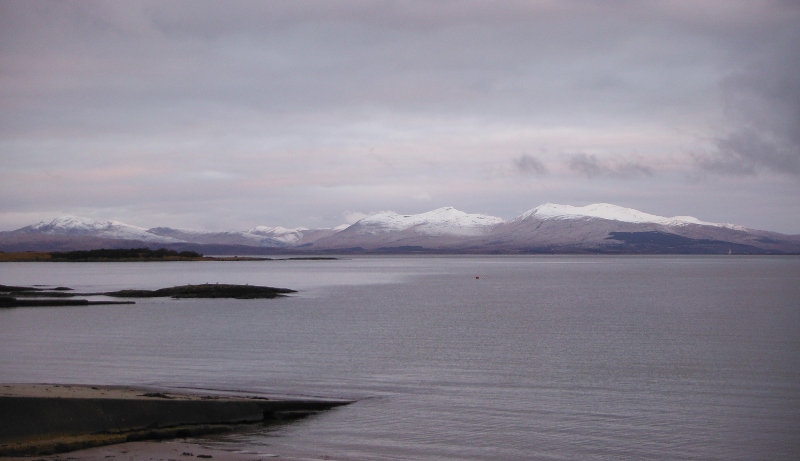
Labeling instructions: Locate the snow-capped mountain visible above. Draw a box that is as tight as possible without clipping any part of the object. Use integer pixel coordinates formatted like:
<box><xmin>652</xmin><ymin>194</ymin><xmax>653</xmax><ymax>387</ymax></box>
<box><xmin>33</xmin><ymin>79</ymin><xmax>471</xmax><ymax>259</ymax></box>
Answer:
<box><xmin>351</xmin><ymin>207</ymin><xmax>504</xmax><ymax>236</ymax></box>
<box><xmin>3</xmin><ymin>216</ymin><xmax>343</xmax><ymax>251</ymax></box>
<box><xmin>245</xmin><ymin>226</ymin><xmax>308</xmax><ymax>245</ymax></box>
<box><xmin>307</xmin><ymin>203</ymin><xmax>795</xmax><ymax>253</ymax></box>
<box><xmin>145</xmin><ymin>225</ymin><xmax>341</xmax><ymax>248</ymax></box>
<box><xmin>23</xmin><ymin>216</ymin><xmax>180</xmax><ymax>243</ymax></box>
<box><xmin>477</xmin><ymin>203</ymin><xmax>788</xmax><ymax>253</ymax></box>
<box><xmin>1</xmin><ymin>204</ymin><xmax>797</xmax><ymax>254</ymax></box>
<box><xmin>517</xmin><ymin>203</ymin><xmax>744</xmax><ymax>230</ymax></box>
<box><xmin>308</xmin><ymin>207</ymin><xmax>504</xmax><ymax>250</ymax></box>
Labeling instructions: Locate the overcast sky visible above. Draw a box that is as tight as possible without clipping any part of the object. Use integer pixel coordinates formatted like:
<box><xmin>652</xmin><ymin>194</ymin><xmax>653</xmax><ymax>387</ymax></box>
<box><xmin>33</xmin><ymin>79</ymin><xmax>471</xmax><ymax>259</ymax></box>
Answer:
<box><xmin>2</xmin><ymin>0</ymin><xmax>799</xmax><ymax>233</ymax></box>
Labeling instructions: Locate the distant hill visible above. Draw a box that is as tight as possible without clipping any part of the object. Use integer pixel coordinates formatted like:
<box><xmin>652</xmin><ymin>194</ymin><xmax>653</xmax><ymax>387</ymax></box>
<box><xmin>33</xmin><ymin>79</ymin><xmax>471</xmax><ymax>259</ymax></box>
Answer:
<box><xmin>2</xmin><ymin>204</ymin><xmax>798</xmax><ymax>254</ymax></box>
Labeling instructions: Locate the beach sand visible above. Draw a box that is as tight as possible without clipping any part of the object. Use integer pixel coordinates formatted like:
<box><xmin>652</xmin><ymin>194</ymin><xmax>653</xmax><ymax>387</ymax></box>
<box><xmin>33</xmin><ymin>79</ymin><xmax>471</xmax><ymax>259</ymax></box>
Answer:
<box><xmin>0</xmin><ymin>384</ymin><xmax>350</xmax><ymax>460</ymax></box>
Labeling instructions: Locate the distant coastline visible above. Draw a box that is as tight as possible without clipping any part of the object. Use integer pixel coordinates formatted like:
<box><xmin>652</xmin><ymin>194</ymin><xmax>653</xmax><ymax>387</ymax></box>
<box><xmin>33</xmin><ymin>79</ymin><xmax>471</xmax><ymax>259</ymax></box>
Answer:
<box><xmin>3</xmin><ymin>204</ymin><xmax>799</xmax><ymax>255</ymax></box>
<box><xmin>0</xmin><ymin>248</ymin><xmax>338</xmax><ymax>262</ymax></box>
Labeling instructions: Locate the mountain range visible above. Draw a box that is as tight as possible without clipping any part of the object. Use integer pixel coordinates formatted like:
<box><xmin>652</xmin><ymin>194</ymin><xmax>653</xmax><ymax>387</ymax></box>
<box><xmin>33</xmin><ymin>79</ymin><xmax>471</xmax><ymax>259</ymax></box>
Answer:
<box><xmin>1</xmin><ymin>204</ymin><xmax>798</xmax><ymax>254</ymax></box>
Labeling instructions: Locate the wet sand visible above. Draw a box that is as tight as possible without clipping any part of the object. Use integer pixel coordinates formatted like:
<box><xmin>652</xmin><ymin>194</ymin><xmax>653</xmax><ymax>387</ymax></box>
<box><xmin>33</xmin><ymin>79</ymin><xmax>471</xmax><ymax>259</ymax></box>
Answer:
<box><xmin>1</xmin><ymin>439</ymin><xmax>342</xmax><ymax>461</ymax></box>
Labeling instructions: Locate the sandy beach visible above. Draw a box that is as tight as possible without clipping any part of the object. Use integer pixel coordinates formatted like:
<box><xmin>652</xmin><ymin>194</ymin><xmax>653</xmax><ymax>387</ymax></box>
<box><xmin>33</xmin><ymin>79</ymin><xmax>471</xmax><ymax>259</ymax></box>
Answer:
<box><xmin>0</xmin><ymin>384</ymin><xmax>350</xmax><ymax>459</ymax></box>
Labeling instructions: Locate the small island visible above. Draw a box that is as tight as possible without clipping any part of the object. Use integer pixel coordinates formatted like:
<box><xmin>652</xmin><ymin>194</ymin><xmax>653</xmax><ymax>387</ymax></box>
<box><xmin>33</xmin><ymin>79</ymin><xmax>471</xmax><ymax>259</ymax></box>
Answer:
<box><xmin>105</xmin><ymin>283</ymin><xmax>296</xmax><ymax>299</ymax></box>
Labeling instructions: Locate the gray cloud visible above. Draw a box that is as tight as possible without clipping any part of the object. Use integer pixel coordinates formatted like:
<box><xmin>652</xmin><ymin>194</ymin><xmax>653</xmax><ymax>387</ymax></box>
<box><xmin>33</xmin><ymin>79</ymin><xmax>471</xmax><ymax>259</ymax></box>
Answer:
<box><xmin>697</xmin><ymin>129</ymin><xmax>799</xmax><ymax>176</ymax></box>
<box><xmin>568</xmin><ymin>153</ymin><xmax>652</xmax><ymax>179</ymax></box>
<box><xmin>3</xmin><ymin>0</ymin><xmax>782</xmax><ymax>132</ymax></box>
<box><xmin>695</xmin><ymin>9</ymin><xmax>800</xmax><ymax>176</ymax></box>
<box><xmin>1</xmin><ymin>1</ymin><xmax>799</xmax><ymax>232</ymax></box>
<box><xmin>514</xmin><ymin>154</ymin><xmax>548</xmax><ymax>176</ymax></box>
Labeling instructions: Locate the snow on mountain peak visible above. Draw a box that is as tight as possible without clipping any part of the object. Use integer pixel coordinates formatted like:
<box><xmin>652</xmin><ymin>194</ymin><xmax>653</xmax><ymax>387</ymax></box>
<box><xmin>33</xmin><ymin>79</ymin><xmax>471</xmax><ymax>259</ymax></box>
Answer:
<box><xmin>29</xmin><ymin>215</ymin><xmax>180</xmax><ymax>242</ymax></box>
<box><xmin>249</xmin><ymin>226</ymin><xmax>307</xmax><ymax>234</ymax></box>
<box><xmin>31</xmin><ymin>215</ymin><xmax>150</xmax><ymax>234</ymax></box>
<box><xmin>517</xmin><ymin>203</ymin><xmax>742</xmax><ymax>229</ymax></box>
<box><xmin>246</xmin><ymin>226</ymin><xmax>309</xmax><ymax>245</ymax></box>
<box><xmin>355</xmin><ymin>207</ymin><xmax>505</xmax><ymax>236</ymax></box>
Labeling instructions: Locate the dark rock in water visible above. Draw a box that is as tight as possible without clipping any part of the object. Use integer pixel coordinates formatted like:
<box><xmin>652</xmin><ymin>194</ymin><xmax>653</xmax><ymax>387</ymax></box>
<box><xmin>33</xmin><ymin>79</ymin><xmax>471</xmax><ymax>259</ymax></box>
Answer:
<box><xmin>1</xmin><ymin>285</ymin><xmax>77</xmax><ymax>297</ymax></box>
<box><xmin>12</xmin><ymin>291</ymin><xmax>77</xmax><ymax>298</ymax></box>
<box><xmin>0</xmin><ymin>284</ymin><xmax>43</xmax><ymax>293</ymax></box>
<box><xmin>0</xmin><ymin>297</ymin><xmax>135</xmax><ymax>308</ymax></box>
<box><xmin>0</xmin><ymin>297</ymin><xmax>88</xmax><ymax>307</ymax></box>
<box><xmin>139</xmin><ymin>392</ymin><xmax>175</xmax><ymax>399</ymax></box>
<box><xmin>0</xmin><ymin>283</ymin><xmax>295</xmax><ymax>307</ymax></box>
<box><xmin>104</xmin><ymin>283</ymin><xmax>296</xmax><ymax>299</ymax></box>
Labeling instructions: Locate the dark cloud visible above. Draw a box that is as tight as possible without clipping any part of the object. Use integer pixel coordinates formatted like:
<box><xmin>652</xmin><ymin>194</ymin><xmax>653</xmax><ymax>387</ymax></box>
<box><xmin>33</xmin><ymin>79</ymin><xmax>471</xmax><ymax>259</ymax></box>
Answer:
<box><xmin>695</xmin><ymin>5</ymin><xmax>800</xmax><ymax>176</ymax></box>
<box><xmin>697</xmin><ymin>128</ymin><xmax>798</xmax><ymax>176</ymax></box>
<box><xmin>568</xmin><ymin>153</ymin><xmax>652</xmax><ymax>179</ymax></box>
<box><xmin>514</xmin><ymin>154</ymin><xmax>548</xmax><ymax>176</ymax></box>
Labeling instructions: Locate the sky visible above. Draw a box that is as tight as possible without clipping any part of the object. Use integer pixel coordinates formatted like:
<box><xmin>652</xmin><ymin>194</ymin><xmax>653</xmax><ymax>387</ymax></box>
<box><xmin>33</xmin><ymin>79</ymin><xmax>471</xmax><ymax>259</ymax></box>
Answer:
<box><xmin>1</xmin><ymin>0</ymin><xmax>799</xmax><ymax>233</ymax></box>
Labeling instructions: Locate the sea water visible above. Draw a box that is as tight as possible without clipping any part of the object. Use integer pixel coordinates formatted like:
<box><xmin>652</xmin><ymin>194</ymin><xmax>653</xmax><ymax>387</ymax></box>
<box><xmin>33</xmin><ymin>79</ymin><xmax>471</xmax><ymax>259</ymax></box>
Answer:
<box><xmin>1</xmin><ymin>256</ymin><xmax>798</xmax><ymax>460</ymax></box>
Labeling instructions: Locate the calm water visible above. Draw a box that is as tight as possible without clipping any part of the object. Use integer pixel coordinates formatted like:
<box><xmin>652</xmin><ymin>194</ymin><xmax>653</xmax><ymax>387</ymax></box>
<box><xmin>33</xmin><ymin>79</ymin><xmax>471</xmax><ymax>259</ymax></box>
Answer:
<box><xmin>1</xmin><ymin>256</ymin><xmax>799</xmax><ymax>460</ymax></box>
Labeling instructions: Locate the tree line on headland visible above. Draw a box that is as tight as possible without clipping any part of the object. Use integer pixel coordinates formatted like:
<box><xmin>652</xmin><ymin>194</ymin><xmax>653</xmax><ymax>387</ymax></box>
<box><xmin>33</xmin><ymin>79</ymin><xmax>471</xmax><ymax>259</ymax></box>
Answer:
<box><xmin>50</xmin><ymin>248</ymin><xmax>202</xmax><ymax>260</ymax></box>
<box><xmin>0</xmin><ymin>248</ymin><xmax>333</xmax><ymax>262</ymax></box>
<box><xmin>0</xmin><ymin>248</ymin><xmax>203</xmax><ymax>262</ymax></box>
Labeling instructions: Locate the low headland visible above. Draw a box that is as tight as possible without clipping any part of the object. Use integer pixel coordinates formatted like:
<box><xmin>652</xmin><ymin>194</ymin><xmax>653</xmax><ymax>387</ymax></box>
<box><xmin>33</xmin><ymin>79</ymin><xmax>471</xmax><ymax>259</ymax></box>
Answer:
<box><xmin>104</xmin><ymin>284</ymin><xmax>297</xmax><ymax>299</ymax></box>
<box><xmin>0</xmin><ymin>383</ymin><xmax>352</xmax><ymax>457</ymax></box>
<box><xmin>0</xmin><ymin>248</ymin><xmax>339</xmax><ymax>262</ymax></box>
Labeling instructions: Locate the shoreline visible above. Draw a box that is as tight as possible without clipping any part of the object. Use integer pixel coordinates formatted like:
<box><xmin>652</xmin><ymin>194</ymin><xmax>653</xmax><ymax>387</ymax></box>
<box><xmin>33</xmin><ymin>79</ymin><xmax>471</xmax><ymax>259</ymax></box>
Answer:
<box><xmin>0</xmin><ymin>250</ymin><xmax>339</xmax><ymax>262</ymax></box>
<box><xmin>0</xmin><ymin>384</ymin><xmax>351</xmax><ymax>458</ymax></box>
<box><xmin>0</xmin><ymin>439</ymin><xmax>330</xmax><ymax>461</ymax></box>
